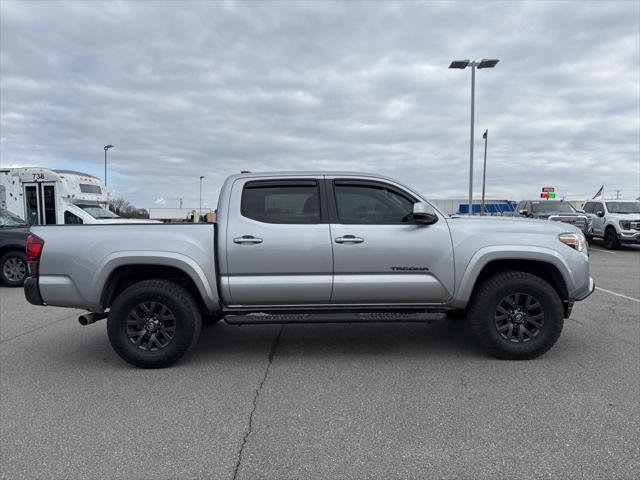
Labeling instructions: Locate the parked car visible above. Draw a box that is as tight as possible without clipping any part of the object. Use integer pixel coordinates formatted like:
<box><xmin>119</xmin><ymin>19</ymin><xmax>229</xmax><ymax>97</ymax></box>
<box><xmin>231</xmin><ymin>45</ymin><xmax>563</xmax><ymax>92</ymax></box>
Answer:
<box><xmin>508</xmin><ymin>200</ymin><xmax>590</xmax><ymax>234</ymax></box>
<box><xmin>24</xmin><ymin>172</ymin><xmax>594</xmax><ymax>367</ymax></box>
<box><xmin>582</xmin><ymin>200</ymin><xmax>640</xmax><ymax>249</ymax></box>
<box><xmin>0</xmin><ymin>209</ymin><xmax>29</xmax><ymax>287</ymax></box>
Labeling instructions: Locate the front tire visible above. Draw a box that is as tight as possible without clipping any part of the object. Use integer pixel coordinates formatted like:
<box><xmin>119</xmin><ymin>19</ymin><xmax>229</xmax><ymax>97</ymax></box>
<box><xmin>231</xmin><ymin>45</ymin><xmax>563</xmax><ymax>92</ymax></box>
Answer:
<box><xmin>107</xmin><ymin>280</ymin><xmax>202</xmax><ymax>368</ymax></box>
<box><xmin>603</xmin><ymin>228</ymin><xmax>621</xmax><ymax>250</ymax></box>
<box><xmin>468</xmin><ymin>271</ymin><xmax>564</xmax><ymax>360</ymax></box>
<box><xmin>0</xmin><ymin>251</ymin><xmax>27</xmax><ymax>287</ymax></box>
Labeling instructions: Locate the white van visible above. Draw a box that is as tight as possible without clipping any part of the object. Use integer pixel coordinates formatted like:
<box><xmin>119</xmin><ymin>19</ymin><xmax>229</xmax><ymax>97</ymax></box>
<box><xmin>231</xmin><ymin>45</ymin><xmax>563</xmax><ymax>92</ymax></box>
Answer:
<box><xmin>0</xmin><ymin>167</ymin><xmax>157</xmax><ymax>225</ymax></box>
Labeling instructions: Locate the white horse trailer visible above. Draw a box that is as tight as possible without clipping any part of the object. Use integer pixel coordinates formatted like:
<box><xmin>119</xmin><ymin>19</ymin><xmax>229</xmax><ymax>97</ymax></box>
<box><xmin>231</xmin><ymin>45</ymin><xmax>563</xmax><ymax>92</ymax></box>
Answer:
<box><xmin>0</xmin><ymin>167</ymin><xmax>127</xmax><ymax>224</ymax></box>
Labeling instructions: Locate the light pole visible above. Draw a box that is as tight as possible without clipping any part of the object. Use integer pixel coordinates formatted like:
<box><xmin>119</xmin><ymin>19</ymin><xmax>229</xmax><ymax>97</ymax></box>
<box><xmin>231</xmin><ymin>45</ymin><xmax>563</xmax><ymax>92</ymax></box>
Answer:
<box><xmin>199</xmin><ymin>175</ymin><xmax>205</xmax><ymax>220</ymax></box>
<box><xmin>449</xmin><ymin>59</ymin><xmax>499</xmax><ymax>215</ymax></box>
<box><xmin>481</xmin><ymin>129</ymin><xmax>488</xmax><ymax>216</ymax></box>
<box><xmin>103</xmin><ymin>145</ymin><xmax>114</xmax><ymax>201</ymax></box>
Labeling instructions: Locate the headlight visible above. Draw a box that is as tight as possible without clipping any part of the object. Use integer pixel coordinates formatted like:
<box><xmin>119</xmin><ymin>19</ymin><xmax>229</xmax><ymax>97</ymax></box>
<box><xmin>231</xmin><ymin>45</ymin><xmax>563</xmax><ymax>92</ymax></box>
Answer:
<box><xmin>619</xmin><ymin>220</ymin><xmax>631</xmax><ymax>230</ymax></box>
<box><xmin>559</xmin><ymin>232</ymin><xmax>587</xmax><ymax>253</ymax></box>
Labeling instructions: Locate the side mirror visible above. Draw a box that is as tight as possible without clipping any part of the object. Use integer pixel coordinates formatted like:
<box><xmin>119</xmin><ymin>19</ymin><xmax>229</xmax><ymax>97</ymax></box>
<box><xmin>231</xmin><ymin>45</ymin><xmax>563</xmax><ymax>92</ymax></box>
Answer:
<box><xmin>413</xmin><ymin>202</ymin><xmax>438</xmax><ymax>225</ymax></box>
<box><xmin>596</xmin><ymin>210</ymin><xmax>604</xmax><ymax>217</ymax></box>
<box><xmin>519</xmin><ymin>209</ymin><xmax>528</xmax><ymax>216</ymax></box>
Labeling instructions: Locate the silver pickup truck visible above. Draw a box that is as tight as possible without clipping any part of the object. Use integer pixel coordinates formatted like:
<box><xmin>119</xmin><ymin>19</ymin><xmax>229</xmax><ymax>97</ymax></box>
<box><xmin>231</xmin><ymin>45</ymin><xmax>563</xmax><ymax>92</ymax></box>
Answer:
<box><xmin>24</xmin><ymin>172</ymin><xmax>594</xmax><ymax>368</ymax></box>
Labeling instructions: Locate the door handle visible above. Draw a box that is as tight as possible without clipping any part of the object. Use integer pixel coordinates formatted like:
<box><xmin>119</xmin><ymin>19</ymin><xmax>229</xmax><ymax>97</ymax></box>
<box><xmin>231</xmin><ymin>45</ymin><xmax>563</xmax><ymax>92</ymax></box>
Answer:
<box><xmin>233</xmin><ymin>235</ymin><xmax>263</xmax><ymax>245</ymax></box>
<box><xmin>335</xmin><ymin>235</ymin><xmax>364</xmax><ymax>244</ymax></box>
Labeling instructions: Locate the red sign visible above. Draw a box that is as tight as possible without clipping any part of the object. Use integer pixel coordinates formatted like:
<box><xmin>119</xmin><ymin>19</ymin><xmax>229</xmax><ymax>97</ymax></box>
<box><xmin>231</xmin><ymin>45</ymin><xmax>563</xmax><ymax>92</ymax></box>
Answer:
<box><xmin>542</xmin><ymin>187</ymin><xmax>555</xmax><ymax>193</ymax></box>
<box><xmin>540</xmin><ymin>192</ymin><xmax>549</xmax><ymax>199</ymax></box>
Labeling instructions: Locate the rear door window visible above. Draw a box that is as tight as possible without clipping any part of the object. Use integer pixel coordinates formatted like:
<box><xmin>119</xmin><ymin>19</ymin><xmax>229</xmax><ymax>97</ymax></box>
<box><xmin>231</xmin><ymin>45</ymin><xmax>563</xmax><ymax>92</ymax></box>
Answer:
<box><xmin>241</xmin><ymin>180</ymin><xmax>321</xmax><ymax>224</ymax></box>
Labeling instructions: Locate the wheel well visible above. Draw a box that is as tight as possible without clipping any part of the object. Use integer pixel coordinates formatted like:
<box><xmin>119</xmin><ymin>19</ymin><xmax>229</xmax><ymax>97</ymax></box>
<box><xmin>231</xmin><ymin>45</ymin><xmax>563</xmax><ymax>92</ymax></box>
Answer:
<box><xmin>471</xmin><ymin>259</ymin><xmax>569</xmax><ymax>307</ymax></box>
<box><xmin>101</xmin><ymin>265</ymin><xmax>205</xmax><ymax>311</ymax></box>
<box><xmin>0</xmin><ymin>245</ymin><xmax>25</xmax><ymax>258</ymax></box>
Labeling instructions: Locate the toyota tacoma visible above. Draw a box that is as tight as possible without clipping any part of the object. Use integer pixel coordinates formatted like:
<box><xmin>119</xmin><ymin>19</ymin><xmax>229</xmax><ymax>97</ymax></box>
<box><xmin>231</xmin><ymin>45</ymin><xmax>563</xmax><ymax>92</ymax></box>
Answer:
<box><xmin>24</xmin><ymin>172</ymin><xmax>594</xmax><ymax>367</ymax></box>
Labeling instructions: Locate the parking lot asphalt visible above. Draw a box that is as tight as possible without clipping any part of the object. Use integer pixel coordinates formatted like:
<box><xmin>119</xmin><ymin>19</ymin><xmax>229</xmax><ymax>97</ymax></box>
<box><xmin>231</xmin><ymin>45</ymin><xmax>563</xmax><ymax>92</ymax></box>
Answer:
<box><xmin>1</xmin><ymin>244</ymin><xmax>639</xmax><ymax>479</ymax></box>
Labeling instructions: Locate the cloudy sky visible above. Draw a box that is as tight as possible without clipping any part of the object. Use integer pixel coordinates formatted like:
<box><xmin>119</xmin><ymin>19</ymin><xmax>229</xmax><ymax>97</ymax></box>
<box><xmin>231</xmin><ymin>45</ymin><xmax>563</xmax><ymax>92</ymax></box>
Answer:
<box><xmin>1</xmin><ymin>0</ymin><xmax>638</xmax><ymax>210</ymax></box>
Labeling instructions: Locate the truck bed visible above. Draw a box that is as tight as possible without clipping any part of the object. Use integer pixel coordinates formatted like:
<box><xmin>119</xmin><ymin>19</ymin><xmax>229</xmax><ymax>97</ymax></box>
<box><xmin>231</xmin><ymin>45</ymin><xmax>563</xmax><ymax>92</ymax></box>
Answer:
<box><xmin>30</xmin><ymin>223</ymin><xmax>219</xmax><ymax>312</ymax></box>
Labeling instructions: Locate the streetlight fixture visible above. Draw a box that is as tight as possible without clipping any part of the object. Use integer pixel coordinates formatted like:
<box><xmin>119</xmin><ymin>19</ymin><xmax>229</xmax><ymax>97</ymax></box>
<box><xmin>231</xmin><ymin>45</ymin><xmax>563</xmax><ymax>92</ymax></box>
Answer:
<box><xmin>103</xmin><ymin>144</ymin><xmax>114</xmax><ymax>200</ymax></box>
<box><xmin>199</xmin><ymin>175</ymin><xmax>205</xmax><ymax>220</ymax></box>
<box><xmin>449</xmin><ymin>58</ymin><xmax>499</xmax><ymax>215</ymax></box>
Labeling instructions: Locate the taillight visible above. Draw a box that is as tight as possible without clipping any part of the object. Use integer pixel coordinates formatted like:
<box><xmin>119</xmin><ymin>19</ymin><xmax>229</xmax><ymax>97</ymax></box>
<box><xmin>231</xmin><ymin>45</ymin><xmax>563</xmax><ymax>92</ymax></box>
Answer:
<box><xmin>26</xmin><ymin>234</ymin><xmax>44</xmax><ymax>277</ymax></box>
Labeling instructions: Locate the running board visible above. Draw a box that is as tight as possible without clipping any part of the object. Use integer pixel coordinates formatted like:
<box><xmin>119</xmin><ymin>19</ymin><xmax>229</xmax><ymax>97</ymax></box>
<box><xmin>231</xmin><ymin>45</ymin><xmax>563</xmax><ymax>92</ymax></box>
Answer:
<box><xmin>224</xmin><ymin>312</ymin><xmax>446</xmax><ymax>325</ymax></box>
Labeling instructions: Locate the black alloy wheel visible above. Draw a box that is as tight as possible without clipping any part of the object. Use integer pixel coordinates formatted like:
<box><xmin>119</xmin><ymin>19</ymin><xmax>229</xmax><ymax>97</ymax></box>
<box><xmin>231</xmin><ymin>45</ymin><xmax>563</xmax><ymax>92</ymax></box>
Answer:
<box><xmin>126</xmin><ymin>301</ymin><xmax>176</xmax><ymax>351</ymax></box>
<box><xmin>494</xmin><ymin>293</ymin><xmax>544</xmax><ymax>343</ymax></box>
<box><xmin>468</xmin><ymin>271</ymin><xmax>564</xmax><ymax>360</ymax></box>
<box><xmin>107</xmin><ymin>279</ymin><xmax>202</xmax><ymax>368</ymax></box>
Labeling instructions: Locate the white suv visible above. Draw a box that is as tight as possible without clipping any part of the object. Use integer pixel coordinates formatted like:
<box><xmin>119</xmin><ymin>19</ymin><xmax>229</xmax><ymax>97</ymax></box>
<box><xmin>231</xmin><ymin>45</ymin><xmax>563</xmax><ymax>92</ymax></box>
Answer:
<box><xmin>582</xmin><ymin>200</ymin><xmax>640</xmax><ymax>249</ymax></box>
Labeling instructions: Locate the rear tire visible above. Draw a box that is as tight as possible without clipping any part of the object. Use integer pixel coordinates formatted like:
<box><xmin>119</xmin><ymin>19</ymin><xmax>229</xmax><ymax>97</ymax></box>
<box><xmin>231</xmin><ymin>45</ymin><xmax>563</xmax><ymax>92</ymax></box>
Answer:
<box><xmin>603</xmin><ymin>228</ymin><xmax>620</xmax><ymax>250</ymax></box>
<box><xmin>0</xmin><ymin>251</ymin><xmax>27</xmax><ymax>287</ymax></box>
<box><xmin>468</xmin><ymin>271</ymin><xmax>564</xmax><ymax>360</ymax></box>
<box><xmin>107</xmin><ymin>280</ymin><xmax>202</xmax><ymax>368</ymax></box>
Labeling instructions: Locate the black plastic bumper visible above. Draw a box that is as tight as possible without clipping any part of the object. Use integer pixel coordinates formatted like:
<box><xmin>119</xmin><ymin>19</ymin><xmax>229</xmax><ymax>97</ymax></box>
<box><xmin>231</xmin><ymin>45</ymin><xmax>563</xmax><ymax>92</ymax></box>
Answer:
<box><xmin>24</xmin><ymin>277</ymin><xmax>45</xmax><ymax>306</ymax></box>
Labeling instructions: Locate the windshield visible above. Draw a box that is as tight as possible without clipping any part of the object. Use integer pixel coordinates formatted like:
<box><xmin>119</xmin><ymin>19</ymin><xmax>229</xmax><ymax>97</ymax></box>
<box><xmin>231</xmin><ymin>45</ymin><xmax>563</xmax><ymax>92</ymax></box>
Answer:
<box><xmin>0</xmin><ymin>209</ymin><xmax>28</xmax><ymax>227</ymax></box>
<box><xmin>531</xmin><ymin>202</ymin><xmax>576</xmax><ymax>213</ymax></box>
<box><xmin>78</xmin><ymin>205</ymin><xmax>120</xmax><ymax>219</ymax></box>
<box><xmin>606</xmin><ymin>202</ymin><xmax>640</xmax><ymax>214</ymax></box>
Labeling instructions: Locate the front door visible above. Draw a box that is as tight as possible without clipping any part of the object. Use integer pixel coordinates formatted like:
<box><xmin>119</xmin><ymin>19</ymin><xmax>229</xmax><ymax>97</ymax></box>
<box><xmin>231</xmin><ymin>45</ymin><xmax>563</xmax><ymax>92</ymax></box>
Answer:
<box><xmin>224</xmin><ymin>178</ymin><xmax>333</xmax><ymax>306</ymax></box>
<box><xmin>23</xmin><ymin>182</ymin><xmax>57</xmax><ymax>224</ymax></box>
<box><xmin>328</xmin><ymin>178</ymin><xmax>455</xmax><ymax>304</ymax></box>
<box><xmin>591</xmin><ymin>201</ymin><xmax>606</xmax><ymax>235</ymax></box>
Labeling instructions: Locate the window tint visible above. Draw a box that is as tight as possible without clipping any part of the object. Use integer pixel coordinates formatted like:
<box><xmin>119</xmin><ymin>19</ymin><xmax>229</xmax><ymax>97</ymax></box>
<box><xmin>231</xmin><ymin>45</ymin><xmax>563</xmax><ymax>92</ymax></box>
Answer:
<box><xmin>42</xmin><ymin>185</ymin><xmax>56</xmax><ymax>224</ymax></box>
<box><xmin>594</xmin><ymin>203</ymin><xmax>604</xmax><ymax>213</ymax></box>
<box><xmin>605</xmin><ymin>202</ymin><xmax>640</xmax><ymax>214</ymax></box>
<box><xmin>334</xmin><ymin>183</ymin><xmax>414</xmax><ymax>224</ymax></box>
<box><xmin>64</xmin><ymin>211</ymin><xmax>83</xmax><ymax>225</ymax></box>
<box><xmin>583</xmin><ymin>202</ymin><xmax>594</xmax><ymax>213</ymax></box>
<box><xmin>79</xmin><ymin>184</ymin><xmax>102</xmax><ymax>194</ymax></box>
<box><xmin>241</xmin><ymin>182</ymin><xmax>321</xmax><ymax>224</ymax></box>
<box><xmin>531</xmin><ymin>202</ymin><xmax>575</xmax><ymax>213</ymax></box>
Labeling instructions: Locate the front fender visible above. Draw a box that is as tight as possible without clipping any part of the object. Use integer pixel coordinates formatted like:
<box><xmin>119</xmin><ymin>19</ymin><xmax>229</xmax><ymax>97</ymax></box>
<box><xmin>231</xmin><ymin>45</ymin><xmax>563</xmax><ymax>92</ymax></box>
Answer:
<box><xmin>452</xmin><ymin>245</ymin><xmax>577</xmax><ymax>307</ymax></box>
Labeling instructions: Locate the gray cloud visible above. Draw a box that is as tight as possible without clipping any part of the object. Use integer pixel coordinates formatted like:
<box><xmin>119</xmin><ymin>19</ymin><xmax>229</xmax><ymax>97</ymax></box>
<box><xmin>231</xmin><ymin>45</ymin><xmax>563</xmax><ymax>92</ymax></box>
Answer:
<box><xmin>1</xmin><ymin>0</ymin><xmax>638</xmax><ymax>209</ymax></box>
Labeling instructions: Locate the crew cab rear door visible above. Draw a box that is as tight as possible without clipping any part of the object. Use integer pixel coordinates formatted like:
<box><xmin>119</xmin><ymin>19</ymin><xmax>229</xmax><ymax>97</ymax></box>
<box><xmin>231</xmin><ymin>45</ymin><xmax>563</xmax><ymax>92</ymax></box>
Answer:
<box><xmin>327</xmin><ymin>177</ymin><xmax>455</xmax><ymax>304</ymax></box>
<box><xmin>223</xmin><ymin>177</ymin><xmax>333</xmax><ymax>306</ymax></box>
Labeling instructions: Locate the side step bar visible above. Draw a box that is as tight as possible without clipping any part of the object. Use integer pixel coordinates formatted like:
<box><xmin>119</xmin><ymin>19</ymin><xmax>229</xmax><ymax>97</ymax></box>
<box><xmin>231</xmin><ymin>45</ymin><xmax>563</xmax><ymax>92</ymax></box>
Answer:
<box><xmin>224</xmin><ymin>312</ymin><xmax>446</xmax><ymax>325</ymax></box>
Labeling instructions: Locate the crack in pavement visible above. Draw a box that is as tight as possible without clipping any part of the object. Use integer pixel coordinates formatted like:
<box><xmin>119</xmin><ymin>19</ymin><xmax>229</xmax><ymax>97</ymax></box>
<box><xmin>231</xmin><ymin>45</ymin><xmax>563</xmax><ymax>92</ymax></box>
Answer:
<box><xmin>232</xmin><ymin>324</ymin><xmax>284</xmax><ymax>480</ymax></box>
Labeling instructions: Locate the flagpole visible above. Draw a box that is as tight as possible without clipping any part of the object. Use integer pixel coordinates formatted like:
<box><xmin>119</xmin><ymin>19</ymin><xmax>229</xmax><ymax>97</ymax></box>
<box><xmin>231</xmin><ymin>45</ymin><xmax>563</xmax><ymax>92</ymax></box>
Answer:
<box><xmin>481</xmin><ymin>129</ymin><xmax>488</xmax><ymax>216</ymax></box>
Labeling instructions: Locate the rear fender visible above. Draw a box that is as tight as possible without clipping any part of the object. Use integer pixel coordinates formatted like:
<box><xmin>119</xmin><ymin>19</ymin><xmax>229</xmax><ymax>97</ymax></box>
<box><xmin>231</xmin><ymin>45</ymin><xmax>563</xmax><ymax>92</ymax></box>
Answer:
<box><xmin>94</xmin><ymin>251</ymin><xmax>220</xmax><ymax>312</ymax></box>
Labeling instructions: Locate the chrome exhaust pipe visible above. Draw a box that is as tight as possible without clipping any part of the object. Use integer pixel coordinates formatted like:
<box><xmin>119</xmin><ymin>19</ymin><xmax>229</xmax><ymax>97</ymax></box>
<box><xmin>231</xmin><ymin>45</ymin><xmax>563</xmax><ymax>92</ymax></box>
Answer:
<box><xmin>78</xmin><ymin>312</ymin><xmax>107</xmax><ymax>326</ymax></box>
